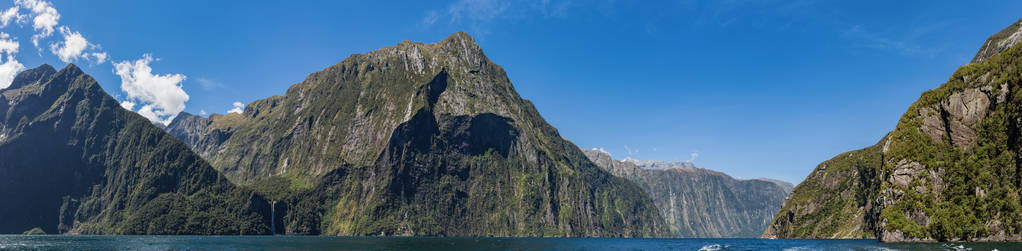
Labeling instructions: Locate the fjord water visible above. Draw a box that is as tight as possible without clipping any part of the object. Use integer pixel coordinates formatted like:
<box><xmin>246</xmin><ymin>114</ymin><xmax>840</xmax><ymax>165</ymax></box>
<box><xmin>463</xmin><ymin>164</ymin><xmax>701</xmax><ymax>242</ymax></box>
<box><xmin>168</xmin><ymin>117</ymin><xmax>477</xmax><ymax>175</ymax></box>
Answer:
<box><xmin>0</xmin><ymin>236</ymin><xmax>1017</xmax><ymax>250</ymax></box>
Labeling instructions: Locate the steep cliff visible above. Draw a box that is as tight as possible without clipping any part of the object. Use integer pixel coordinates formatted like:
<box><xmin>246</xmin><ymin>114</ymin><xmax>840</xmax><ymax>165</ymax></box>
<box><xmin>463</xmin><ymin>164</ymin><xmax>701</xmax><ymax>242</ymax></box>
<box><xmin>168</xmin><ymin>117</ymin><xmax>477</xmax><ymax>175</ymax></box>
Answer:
<box><xmin>582</xmin><ymin>149</ymin><xmax>791</xmax><ymax>238</ymax></box>
<box><xmin>765</xmin><ymin>18</ymin><xmax>1022</xmax><ymax>242</ymax></box>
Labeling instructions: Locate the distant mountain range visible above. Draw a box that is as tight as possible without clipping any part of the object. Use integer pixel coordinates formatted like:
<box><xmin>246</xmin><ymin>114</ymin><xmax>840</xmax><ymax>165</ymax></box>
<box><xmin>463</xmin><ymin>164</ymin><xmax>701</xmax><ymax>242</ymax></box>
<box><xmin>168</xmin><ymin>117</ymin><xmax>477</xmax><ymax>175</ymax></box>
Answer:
<box><xmin>582</xmin><ymin>149</ymin><xmax>791</xmax><ymax>238</ymax></box>
<box><xmin>765</xmin><ymin>18</ymin><xmax>1022</xmax><ymax>242</ymax></box>
<box><xmin>621</xmin><ymin>157</ymin><xmax>696</xmax><ymax>170</ymax></box>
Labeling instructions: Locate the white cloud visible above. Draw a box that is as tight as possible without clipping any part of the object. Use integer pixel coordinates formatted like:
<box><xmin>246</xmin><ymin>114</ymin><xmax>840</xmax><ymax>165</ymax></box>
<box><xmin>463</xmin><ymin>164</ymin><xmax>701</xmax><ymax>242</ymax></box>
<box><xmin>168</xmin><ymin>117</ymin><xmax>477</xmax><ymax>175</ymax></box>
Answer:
<box><xmin>119</xmin><ymin>100</ymin><xmax>135</xmax><ymax>110</ymax></box>
<box><xmin>49</xmin><ymin>27</ymin><xmax>90</xmax><ymax>63</ymax></box>
<box><xmin>685</xmin><ymin>152</ymin><xmax>699</xmax><ymax>163</ymax></box>
<box><xmin>0</xmin><ymin>6</ymin><xmax>24</xmax><ymax>27</ymax></box>
<box><xmin>8</xmin><ymin>1</ymin><xmax>106</xmax><ymax>64</ymax></box>
<box><xmin>4</xmin><ymin>0</ymin><xmax>180</xmax><ymax>123</ymax></box>
<box><xmin>227</xmin><ymin>101</ymin><xmax>244</xmax><ymax>114</ymax></box>
<box><xmin>199</xmin><ymin>109</ymin><xmax>207</xmax><ymax>116</ymax></box>
<box><xmin>15</xmin><ymin>0</ymin><xmax>60</xmax><ymax>47</ymax></box>
<box><xmin>0</xmin><ymin>32</ymin><xmax>18</xmax><ymax>52</ymax></box>
<box><xmin>0</xmin><ymin>32</ymin><xmax>24</xmax><ymax>89</ymax></box>
<box><xmin>114</xmin><ymin>54</ymin><xmax>188</xmax><ymax>125</ymax></box>
<box><xmin>88</xmin><ymin>52</ymin><xmax>107</xmax><ymax>64</ymax></box>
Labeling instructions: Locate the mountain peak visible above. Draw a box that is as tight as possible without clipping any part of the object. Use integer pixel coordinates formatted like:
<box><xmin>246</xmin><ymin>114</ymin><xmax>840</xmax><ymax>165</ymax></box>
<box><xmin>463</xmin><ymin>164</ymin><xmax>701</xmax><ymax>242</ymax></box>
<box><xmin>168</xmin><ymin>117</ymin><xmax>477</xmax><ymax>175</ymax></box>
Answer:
<box><xmin>0</xmin><ymin>62</ymin><xmax>270</xmax><ymax>235</ymax></box>
<box><xmin>59</xmin><ymin>63</ymin><xmax>84</xmax><ymax>76</ymax></box>
<box><xmin>7</xmin><ymin>64</ymin><xmax>56</xmax><ymax>90</ymax></box>
<box><xmin>443</xmin><ymin>31</ymin><xmax>475</xmax><ymax>44</ymax></box>
<box><xmin>437</xmin><ymin>31</ymin><xmax>485</xmax><ymax>61</ymax></box>
<box><xmin>972</xmin><ymin>18</ymin><xmax>1022</xmax><ymax>63</ymax></box>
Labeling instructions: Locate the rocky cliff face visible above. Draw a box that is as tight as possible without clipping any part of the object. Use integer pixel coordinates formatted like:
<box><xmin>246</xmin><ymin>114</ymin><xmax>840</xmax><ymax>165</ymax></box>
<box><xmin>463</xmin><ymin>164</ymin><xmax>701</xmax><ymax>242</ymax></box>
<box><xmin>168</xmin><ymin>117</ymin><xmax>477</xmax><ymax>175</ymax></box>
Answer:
<box><xmin>167</xmin><ymin>32</ymin><xmax>668</xmax><ymax>237</ymax></box>
<box><xmin>622</xmin><ymin>157</ymin><xmax>696</xmax><ymax>170</ymax></box>
<box><xmin>766</xmin><ymin>18</ymin><xmax>1022</xmax><ymax>242</ymax></box>
<box><xmin>0</xmin><ymin>64</ymin><xmax>270</xmax><ymax>234</ymax></box>
<box><xmin>973</xmin><ymin>18</ymin><xmax>1022</xmax><ymax>63</ymax></box>
<box><xmin>761</xmin><ymin>142</ymin><xmax>883</xmax><ymax>239</ymax></box>
<box><xmin>582</xmin><ymin>149</ymin><xmax>791</xmax><ymax>238</ymax></box>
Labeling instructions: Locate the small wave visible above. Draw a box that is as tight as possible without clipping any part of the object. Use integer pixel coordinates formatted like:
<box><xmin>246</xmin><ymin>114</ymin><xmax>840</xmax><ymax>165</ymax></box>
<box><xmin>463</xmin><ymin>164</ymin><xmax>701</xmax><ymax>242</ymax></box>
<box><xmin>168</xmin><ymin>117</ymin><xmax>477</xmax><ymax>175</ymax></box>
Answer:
<box><xmin>699</xmin><ymin>244</ymin><xmax>723</xmax><ymax>251</ymax></box>
<box><xmin>940</xmin><ymin>243</ymin><xmax>971</xmax><ymax>251</ymax></box>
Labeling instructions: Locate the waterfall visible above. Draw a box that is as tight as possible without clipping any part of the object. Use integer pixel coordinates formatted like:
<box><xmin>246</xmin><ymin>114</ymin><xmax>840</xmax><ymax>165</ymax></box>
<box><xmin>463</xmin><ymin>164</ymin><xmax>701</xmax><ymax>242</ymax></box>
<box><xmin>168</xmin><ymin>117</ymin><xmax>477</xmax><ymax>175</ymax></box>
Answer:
<box><xmin>270</xmin><ymin>201</ymin><xmax>276</xmax><ymax>235</ymax></box>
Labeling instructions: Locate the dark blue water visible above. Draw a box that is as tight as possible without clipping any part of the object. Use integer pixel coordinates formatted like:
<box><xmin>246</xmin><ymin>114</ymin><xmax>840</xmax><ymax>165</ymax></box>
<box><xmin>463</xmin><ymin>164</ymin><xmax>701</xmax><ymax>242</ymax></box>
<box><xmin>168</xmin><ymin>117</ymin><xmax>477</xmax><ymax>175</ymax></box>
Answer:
<box><xmin>0</xmin><ymin>235</ymin><xmax>1017</xmax><ymax>250</ymax></box>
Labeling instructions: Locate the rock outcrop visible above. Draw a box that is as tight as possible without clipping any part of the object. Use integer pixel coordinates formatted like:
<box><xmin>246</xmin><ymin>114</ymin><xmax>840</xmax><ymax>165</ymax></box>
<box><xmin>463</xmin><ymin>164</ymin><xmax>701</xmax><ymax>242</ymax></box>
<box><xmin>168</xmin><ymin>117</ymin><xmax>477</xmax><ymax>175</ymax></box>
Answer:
<box><xmin>973</xmin><ymin>18</ymin><xmax>1022</xmax><ymax>63</ymax></box>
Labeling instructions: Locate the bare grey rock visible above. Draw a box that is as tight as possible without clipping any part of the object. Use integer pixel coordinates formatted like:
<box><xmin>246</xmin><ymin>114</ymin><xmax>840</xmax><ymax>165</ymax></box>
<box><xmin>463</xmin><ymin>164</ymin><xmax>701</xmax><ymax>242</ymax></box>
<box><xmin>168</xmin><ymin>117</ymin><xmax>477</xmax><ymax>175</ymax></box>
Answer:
<box><xmin>973</xmin><ymin>18</ymin><xmax>1022</xmax><ymax>63</ymax></box>
<box><xmin>890</xmin><ymin>159</ymin><xmax>925</xmax><ymax>188</ymax></box>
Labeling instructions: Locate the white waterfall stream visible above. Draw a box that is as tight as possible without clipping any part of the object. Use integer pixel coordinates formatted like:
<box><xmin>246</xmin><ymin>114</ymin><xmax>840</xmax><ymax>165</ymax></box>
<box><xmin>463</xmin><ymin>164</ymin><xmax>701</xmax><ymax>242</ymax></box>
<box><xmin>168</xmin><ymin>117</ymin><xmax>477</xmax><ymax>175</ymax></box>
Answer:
<box><xmin>270</xmin><ymin>201</ymin><xmax>276</xmax><ymax>235</ymax></box>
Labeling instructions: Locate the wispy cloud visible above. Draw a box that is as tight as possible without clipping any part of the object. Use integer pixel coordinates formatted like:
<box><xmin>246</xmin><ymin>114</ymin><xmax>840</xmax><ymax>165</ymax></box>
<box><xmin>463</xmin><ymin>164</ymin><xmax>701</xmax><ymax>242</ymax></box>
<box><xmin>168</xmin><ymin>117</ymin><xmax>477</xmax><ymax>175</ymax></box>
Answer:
<box><xmin>195</xmin><ymin>77</ymin><xmax>225</xmax><ymax>90</ymax></box>
<box><xmin>446</xmin><ymin>0</ymin><xmax>510</xmax><ymax>24</ymax></box>
<box><xmin>685</xmin><ymin>151</ymin><xmax>699</xmax><ymax>163</ymax></box>
<box><xmin>624</xmin><ymin>144</ymin><xmax>639</xmax><ymax>156</ymax></box>
<box><xmin>841</xmin><ymin>23</ymin><xmax>945</xmax><ymax>57</ymax></box>
<box><xmin>421</xmin><ymin>0</ymin><xmax>572</xmax><ymax>36</ymax></box>
<box><xmin>422</xmin><ymin>10</ymin><xmax>440</xmax><ymax>26</ymax></box>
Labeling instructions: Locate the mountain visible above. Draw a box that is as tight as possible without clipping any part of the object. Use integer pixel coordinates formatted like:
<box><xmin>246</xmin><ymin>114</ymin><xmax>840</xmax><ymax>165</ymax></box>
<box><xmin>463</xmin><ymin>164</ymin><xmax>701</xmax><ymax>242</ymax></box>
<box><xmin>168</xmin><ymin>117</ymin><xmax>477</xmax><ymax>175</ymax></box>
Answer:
<box><xmin>0</xmin><ymin>64</ymin><xmax>270</xmax><ymax>235</ymax></box>
<box><xmin>581</xmin><ymin>149</ymin><xmax>792</xmax><ymax>238</ymax></box>
<box><xmin>622</xmin><ymin>157</ymin><xmax>696</xmax><ymax>170</ymax></box>
<box><xmin>764</xmin><ymin>18</ymin><xmax>1022</xmax><ymax>242</ymax></box>
<box><xmin>166</xmin><ymin>32</ymin><xmax>668</xmax><ymax>237</ymax></box>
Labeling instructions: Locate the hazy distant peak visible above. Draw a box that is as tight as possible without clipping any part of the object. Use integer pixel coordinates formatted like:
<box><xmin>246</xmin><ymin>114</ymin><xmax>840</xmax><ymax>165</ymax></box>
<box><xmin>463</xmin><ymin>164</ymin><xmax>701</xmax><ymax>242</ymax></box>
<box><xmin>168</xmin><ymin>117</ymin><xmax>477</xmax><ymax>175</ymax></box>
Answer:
<box><xmin>622</xmin><ymin>157</ymin><xmax>696</xmax><ymax>170</ymax></box>
<box><xmin>750</xmin><ymin>178</ymin><xmax>795</xmax><ymax>193</ymax></box>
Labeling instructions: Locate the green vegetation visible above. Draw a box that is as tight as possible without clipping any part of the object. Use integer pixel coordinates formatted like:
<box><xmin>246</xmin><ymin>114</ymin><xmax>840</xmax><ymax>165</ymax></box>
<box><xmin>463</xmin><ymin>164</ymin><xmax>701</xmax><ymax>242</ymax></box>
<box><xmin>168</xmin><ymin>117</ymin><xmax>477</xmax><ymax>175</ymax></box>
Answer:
<box><xmin>22</xmin><ymin>228</ymin><xmax>45</xmax><ymax>235</ymax></box>
<box><xmin>167</xmin><ymin>32</ymin><xmax>667</xmax><ymax>237</ymax></box>
<box><xmin>582</xmin><ymin>149</ymin><xmax>792</xmax><ymax>238</ymax></box>
<box><xmin>878</xmin><ymin>39</ymin><xmax>1022</xmax><ymax>241</ymax></box>
<box><xmin>766</xmin><ymin>19</ymin><xmax>1022</xmax><ymax>242</ymax></box>
<box><xmin>763</xmin><ymin>142</ymin><xmax>882</xmax><ymax>239</ymax></box>
<box><xmin>0</xmin><ymin>64</ymin><xmax>270</xmax><ymax>235</ymax></box>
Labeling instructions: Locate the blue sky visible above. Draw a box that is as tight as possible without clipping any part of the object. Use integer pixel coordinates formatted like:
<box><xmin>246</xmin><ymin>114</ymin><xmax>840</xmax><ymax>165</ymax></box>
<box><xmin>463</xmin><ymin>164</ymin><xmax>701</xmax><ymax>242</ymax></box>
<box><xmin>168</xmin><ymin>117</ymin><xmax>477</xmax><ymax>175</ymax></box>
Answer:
<box><xmin>0</xmin><ymin>0</ymin><xmax>1019</xmax><ymax>183</ymax></box>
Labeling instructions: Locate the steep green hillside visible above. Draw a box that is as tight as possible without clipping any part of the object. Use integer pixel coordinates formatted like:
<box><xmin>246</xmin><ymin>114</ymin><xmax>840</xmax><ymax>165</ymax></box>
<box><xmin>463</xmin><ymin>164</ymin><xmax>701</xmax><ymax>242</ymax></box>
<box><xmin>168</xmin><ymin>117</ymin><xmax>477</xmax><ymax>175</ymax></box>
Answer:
<box><xmin>0</xmin><ymin>64</ymin><xmax>270</xmax><ymax>235</ymax></box>
<box><xmin>765</xmin><ymin>18</ymin><xmax>1022</xmax><ymax>242</ymax></box>
<box><xmin>762</xmin><ymin>141</ymin><xmax>883</xmax><ymax>239</ymax></box>
<box><xmin>168</xmin><ymin>32</ymin><xmax>668</xmax><ymax>237</ymax></box>
<box><xmin>582</xmin><ymin>149</ymin><xmax>791</xmax><ymax>238</ymax></box>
